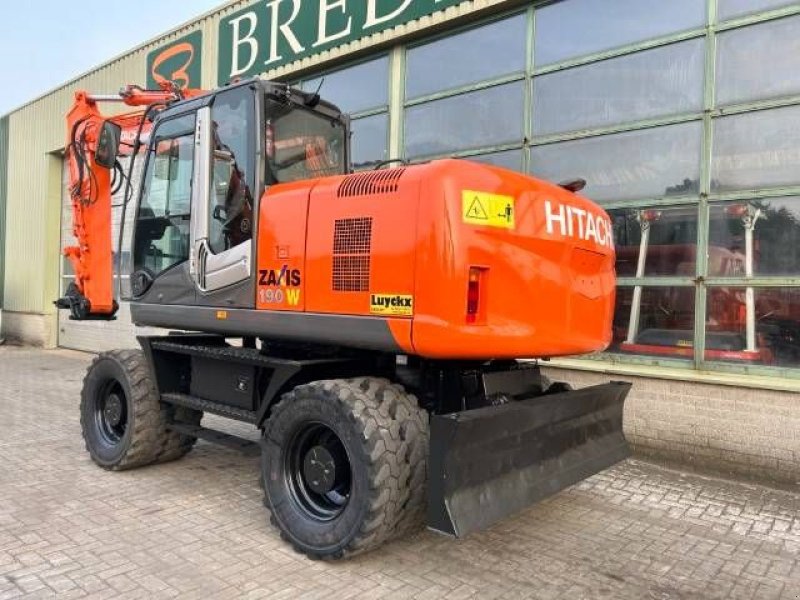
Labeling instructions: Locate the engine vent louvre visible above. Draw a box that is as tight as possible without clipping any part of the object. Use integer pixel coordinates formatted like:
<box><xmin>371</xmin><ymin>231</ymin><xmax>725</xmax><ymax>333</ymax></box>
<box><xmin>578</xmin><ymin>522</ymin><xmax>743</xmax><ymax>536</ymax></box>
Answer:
<box><xmin>332</xmin><ymin>217</ymin><xmax>372</xmax><ymax>292</ymax></box>
<box><xmin>337</xmin><ymin>168</ymin><xmax>406</xmax><ymax>197</ymax></box>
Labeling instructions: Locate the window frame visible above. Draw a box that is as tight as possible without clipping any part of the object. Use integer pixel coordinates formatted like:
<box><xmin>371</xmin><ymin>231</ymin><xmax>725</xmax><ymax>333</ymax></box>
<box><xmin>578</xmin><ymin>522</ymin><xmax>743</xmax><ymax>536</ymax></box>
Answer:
<box><xmin>131</xmin><ymin>113</ymin><xmax>197</xmax><ymax>280</ymax></box>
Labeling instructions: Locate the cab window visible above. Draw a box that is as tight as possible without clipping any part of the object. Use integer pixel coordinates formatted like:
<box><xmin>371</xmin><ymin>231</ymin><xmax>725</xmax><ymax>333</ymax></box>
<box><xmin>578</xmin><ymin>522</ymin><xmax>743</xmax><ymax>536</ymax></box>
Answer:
<box><xmin>133</xmin><ymin>114</ymin><xmax>195</xmax><ymax>278</ymax></box>
<box><xmin>209</xmin><ymin>88</ymin><xmax>255</xmax><ymax>255</ymax></box>
<box><xmin>266</xmin><ymin>100</ymin><xmax>347</xmax><ymax>184</ymax></box>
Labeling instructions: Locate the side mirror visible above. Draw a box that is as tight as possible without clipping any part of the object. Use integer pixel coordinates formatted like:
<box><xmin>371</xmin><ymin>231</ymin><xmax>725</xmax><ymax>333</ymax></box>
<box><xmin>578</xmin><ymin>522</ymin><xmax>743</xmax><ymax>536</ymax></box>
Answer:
<box><xmin>558</xmin><ymin>178</ymin><xmax>587</xmax><ymax>193</ymax></box>
<box><xmin>95</xmin><ymin>120</ymin><xmax>122</xmax><ymax>169</ymax></box>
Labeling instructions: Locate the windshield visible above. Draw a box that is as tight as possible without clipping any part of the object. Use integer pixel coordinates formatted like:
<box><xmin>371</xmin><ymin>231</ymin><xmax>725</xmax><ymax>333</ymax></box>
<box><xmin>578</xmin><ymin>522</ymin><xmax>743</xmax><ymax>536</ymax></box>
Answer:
<box><xmin>265</xmin><ymin>99</ymin><xmax>347</xmax><ymax>184</ymax></box>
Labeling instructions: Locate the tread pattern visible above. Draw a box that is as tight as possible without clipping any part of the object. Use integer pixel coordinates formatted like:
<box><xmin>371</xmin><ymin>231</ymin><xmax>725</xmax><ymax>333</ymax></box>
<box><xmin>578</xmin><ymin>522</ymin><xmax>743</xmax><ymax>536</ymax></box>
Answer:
<box><xmin>265</xmin><ymin>377</ymin><xmax>428</xmax><ymax>559</ymax></box>
<box><xmin>80</xmin><ymin>350</ymin><xmax>201</xmax><ymax>470</ymax></box>
<box><xmin>350</xmin><ymin>378</ymin><xmax>429</xmax><ymax>540</ymax></box>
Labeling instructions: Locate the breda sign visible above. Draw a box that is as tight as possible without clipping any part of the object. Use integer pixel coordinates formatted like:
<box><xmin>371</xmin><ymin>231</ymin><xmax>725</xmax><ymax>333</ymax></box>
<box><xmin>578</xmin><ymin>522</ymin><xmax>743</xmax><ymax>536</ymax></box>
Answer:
<box><xmin>146</xmin><ymin>31</ymin><xmax>203</xmax><ymax>90</ymax></box>
<box><xmin>217</xmin><ymin>0</ymin><xmax>463</xmax><ymax>85</ymax></box>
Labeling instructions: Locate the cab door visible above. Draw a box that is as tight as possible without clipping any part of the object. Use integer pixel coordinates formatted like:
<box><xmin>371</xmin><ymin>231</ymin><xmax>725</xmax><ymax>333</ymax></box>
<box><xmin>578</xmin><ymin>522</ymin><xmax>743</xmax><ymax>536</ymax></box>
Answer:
<box><xmin>190</xmin><ymin>85</ymin><xmax>259</xmax><ymax>308</ymax></box>
<box><xmin>130</xmin><ymin>112</ymin><xmax>197</xmax><ymax>306</ymax></box>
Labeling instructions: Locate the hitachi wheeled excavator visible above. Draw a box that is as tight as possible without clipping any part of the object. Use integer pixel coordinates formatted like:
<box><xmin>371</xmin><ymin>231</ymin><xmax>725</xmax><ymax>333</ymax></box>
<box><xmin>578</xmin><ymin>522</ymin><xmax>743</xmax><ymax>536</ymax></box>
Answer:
<box><xmin>56</xmin><ymin>78</ymin><xmax>630</xmax><ymax>559</ymax></box>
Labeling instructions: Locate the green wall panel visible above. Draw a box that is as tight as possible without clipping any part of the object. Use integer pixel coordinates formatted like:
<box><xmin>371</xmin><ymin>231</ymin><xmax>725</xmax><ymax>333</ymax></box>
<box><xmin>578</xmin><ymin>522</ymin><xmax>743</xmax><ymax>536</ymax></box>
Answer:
<box><xmin>217</xmin><ymin>0</ymin><xmax>463</xmax><ymax>85</ymax></box>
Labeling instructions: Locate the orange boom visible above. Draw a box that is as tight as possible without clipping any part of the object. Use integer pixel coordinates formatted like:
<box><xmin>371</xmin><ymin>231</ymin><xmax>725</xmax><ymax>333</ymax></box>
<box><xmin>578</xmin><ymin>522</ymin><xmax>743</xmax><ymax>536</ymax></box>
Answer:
<box><xmin>57</xmin><ymin>78</ymin><xmax>630</xmax><ymax>558</ymax></box>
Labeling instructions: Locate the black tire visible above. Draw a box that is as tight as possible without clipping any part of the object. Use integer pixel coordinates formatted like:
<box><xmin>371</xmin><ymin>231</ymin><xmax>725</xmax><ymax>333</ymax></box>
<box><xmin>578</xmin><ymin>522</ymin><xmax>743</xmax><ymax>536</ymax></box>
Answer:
<box><xmin>352</xmin><ymin>378</ymin><xmax>428</xmax><ymax>538</ymax></box>
<box><xmin>261</xmin><ymin>378</ymin><xmax>429</xmax><ymax>559</ymax></box>
<box><xmin>542</xmin><ymin>376</ymin><xmax>574</xmax><ymax>395</ymax></box>
<box><xmin>80</xmin><ymin>349</ymin><xmax>201</xmax><ymax>470</ymax></box>
<box><xmin>156</xmin><ymin>405</ymin><xmax>203</xmax><ymax>464</ymax></box>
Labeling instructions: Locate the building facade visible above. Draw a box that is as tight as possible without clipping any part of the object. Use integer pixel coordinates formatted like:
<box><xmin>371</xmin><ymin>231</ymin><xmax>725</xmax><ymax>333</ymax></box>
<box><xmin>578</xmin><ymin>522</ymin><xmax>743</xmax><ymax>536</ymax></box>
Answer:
<box><xmin>2</xmin><ymin>0</ymin><xmax>800</xmax><ymax>481</ymax></box>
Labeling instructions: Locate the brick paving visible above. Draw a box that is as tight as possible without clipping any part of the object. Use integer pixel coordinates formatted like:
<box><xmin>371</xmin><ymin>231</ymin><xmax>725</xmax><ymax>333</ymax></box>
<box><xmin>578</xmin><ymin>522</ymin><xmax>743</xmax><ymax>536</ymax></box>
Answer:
<box><xmin>1</xmin><ymin>345</ymin><xmax>799</xmax><ymax>599</ymax></box>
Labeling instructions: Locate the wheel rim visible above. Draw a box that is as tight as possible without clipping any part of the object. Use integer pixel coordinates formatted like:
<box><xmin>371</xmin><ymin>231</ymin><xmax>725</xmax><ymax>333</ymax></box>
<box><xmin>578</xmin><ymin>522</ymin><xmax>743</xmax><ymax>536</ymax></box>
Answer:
<box><xmin>286</xmin><ymin>423</ymin><xmax>351</xmax><ymax>521</ymax></box>
<box><xmin>93</xmin><ymin>380</ymin><xmax>128</xmax><ymax>446</ymax></box>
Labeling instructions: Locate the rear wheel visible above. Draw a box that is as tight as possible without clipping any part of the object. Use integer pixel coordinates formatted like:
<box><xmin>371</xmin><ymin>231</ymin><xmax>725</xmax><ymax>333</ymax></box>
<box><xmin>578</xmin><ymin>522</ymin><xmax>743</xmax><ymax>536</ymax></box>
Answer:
<box><xmin>80</xmin><ymin>349</ymin><xmax>201</xmax><ymax>470</ymax></box>
<box><xmin>261</xmin><ymin>378</ymin><xmax>428</xmax><ymax>559</ymax></box>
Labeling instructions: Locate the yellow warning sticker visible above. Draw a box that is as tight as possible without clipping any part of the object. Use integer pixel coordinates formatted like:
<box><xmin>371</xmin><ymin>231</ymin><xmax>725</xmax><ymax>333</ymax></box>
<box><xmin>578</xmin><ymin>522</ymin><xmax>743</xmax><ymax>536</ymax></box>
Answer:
<box><xmin>462</xmin><ymin>190</ymin><xmax>515</xmax><ymax>229</ymax></box>
<box><xmin>370</xmin><ymin>294</ymin><xmax>414</xmax><ymax>317</ymax></box>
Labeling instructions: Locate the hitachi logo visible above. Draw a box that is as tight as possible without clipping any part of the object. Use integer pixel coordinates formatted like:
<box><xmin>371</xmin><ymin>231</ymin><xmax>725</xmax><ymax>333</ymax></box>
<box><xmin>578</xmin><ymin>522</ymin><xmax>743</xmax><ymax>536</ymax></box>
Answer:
<box><xmin>544</xmin><ymin>200</ymin><xmax>614</xmax><ymax>249</ymax></box>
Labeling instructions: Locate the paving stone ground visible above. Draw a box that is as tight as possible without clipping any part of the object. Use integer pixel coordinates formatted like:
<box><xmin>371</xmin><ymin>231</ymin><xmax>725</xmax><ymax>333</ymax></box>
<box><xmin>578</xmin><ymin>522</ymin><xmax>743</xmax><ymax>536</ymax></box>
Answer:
<box><xmin>1</xmin><ymin>345</ymin><xmax>799</xmax><ymax>599</ymax></box>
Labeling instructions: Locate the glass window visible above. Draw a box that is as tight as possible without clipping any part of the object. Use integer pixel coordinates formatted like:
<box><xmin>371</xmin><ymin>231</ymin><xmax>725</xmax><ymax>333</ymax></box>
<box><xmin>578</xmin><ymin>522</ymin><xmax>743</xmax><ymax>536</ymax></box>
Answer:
<box><xmin>134</xmin><ymin>114</ymin><xmax>195</xmax><ymax>278</ymax></box>
<box><xmin>718</xmin><ymin>0</ymin><xmax>796</xmax><ymax>20</ymax></box>
<box><xmin>406</xmin><ymin>15</ymin><xmax>527</xmax><ymax>99</ymax></box>
<box><xmin>209</xmin><ymin>88</ymin><xmax>255</xmax><ymax>255</ymax></box>
<box><xmin>610</xmin><ymin>206</ymin><xmax>700</xmax><ymax>277</ymax></box>
<box><xmin>705</xmin><ymin>287</ymin><xmax>800</xmax><ymax>368</ymax></box>
<box><xmin>533</xmin><ymin>39</ymin><xmax>705</xmax><ymax>135</ymax></box>
<box><xmin>530</xmin><ymin>122</ymin><xmax>703</xmax><ymax>202</ymax></box>
<box><xmin>267</xmin><ymin>102</ymin><xmax>347</xmax><ymax>184</ymax></box>
<box><xmin>534</xmin><ymin>0</ymin><xmax>706</xmax><ymax>67</ymax></box>
<box><xmin>468</xmin><ymin>149</ymin><xmax>524</xmax><ymax>172</ymax></box>
<box><xmin>610</xmin><ymin>286</ymin><xmax>697</xmax><ymax>358</ymax></box>
<box><xmin>404</xmin><ymin>82</ymin><xmax>525</xmax><ymax>158</ymax></box>
<box><xmin>351</xmin><ymin>114</ymin><xmax>388</xmax><ymax>170</ymax></box>
<box><xmin>716</xmin><ymin>16</ymin><xmax>800</xmax><ymax>107</ymax></box>
<box><xmin>712</xmin><ymin>105</ymin><xmax>800</xmax><ymax>192</ymax></box>
<box><xmin>708</xmin><ymin>199</ymin><xmax>800</xmax><ymax>277</ymax></box>
<box><xmin>305</xmin><ymin>56</ymin><xmax>389</xmax><ymax>114</ymax></box>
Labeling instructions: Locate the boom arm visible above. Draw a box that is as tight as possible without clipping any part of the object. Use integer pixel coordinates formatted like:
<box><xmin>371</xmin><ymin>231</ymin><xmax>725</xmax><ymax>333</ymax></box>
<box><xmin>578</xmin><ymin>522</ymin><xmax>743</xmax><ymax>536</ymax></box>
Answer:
<box><xmin>56</xmin><ymin>84</ymin><xmax>202</xmax><ymax>320</ymax></box>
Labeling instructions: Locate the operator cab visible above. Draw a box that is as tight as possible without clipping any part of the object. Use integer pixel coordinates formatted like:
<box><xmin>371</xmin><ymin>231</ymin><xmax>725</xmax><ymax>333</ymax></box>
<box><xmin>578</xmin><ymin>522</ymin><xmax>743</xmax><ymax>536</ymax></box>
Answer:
<box><xmin>128</xmin><ymin>79</ymin><xmax>349</xmax><ymax>309</ymax></box>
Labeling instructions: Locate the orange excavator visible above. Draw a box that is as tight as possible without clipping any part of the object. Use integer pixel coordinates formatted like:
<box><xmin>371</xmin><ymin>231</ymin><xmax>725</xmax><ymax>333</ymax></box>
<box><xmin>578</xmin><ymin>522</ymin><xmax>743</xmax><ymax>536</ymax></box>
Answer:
<box><xmin>57</xmin><ymin>78</ymin><xmax>630</xmax><ymax>559</ymax></box>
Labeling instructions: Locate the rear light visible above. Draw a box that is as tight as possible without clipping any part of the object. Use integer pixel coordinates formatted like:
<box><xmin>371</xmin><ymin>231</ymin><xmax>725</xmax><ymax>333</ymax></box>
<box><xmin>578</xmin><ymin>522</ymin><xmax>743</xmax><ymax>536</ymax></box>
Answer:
<box><xmin>467</xmin><ymin>268</ymin><xmax>482</xmax><ymax>324</ymax></box>
<box><xmin>641</xmin><ymin>209</ymin><xmax>662</xmax><ymax>222</ymax></box>
<box><xmin>725</xmin><ymin>203</ymin><xmax>749</xmax><ymax>218</ymax></box>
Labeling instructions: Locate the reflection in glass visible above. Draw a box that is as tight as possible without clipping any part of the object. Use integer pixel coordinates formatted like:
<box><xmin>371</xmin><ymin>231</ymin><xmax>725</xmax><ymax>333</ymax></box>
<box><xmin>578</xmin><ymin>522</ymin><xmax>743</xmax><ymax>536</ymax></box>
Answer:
<box><xmin>705</xmin><ymin>287</ymin><xmax>800</xmax><ymax>367</ymax></box>
<box><xmin>304</xmin><ymin>56</ymin><xmax>389</xmax><ymax>114</ymax></box>
<box><xmin>712</xmin><ymin>105</ymin><xmax>800</xmax><ymax>192</ymax></box>
<box><xmin>406</xmin><ymin>15</ymin><xmax>526</xmax><ymax>99</ymax></box>
<box><xmin>267</xmin><ymin>102</ymin><xmax>347</xmax><ymax>184</ymax></box>
<box><xmin>468</xmin><ymin>149</ymin><xmax>523</xmax><ymax>172</ymax></box>
<box><xmin>134</xmin><ymin>115</ymin><xmax>196</xmax><ymax>278</ymax></box>
<box><xmin>209</xmin><ymin>89</ymin><xmax>255</xmax><ymax>255</ymax></box>
<box><xmin>534</xmin><ymin>0</ymin><xmax>705</xmax><ymax>66</ymax></box>
<box><xmin>534</xmin><ymin>40</ymin><xmax>705</xmax><ymax>135</ymax></box>
<box><xmin>709</xmin><ymin>199</ymin><xmax>800</xmax><ymax>277</ymax></box>
<box><xmin>531</xmin><ymin>121</ymin><xmax>702</xmax><ymax>202</ymax></box>
<box><xmin>610</xmin><ymin>207</ymin><xmax>699</xmax><ymax>277</ymax></box>
<box><xmin>404</xmin><ymin>83</ymin><xmax>524</xmax><ymax>158</ymax></box>
<box><xmin>610</xmin><ymin>286</ymin><xmax>696</xmax><ymax>359</ymax></box>
<box><xmin>716</xmin><ymin>15</ymin><xmax>800</xmax><ymax>107</ymax></box>
<box><xmin>351</xmin><ymin>114</ymin><xmax>389</xmax><ymax>169</ymax></box>
<box><xmin>718</xmin><ymin>0</ymin><xmax>796</xmax><ymax>20</ymax></box>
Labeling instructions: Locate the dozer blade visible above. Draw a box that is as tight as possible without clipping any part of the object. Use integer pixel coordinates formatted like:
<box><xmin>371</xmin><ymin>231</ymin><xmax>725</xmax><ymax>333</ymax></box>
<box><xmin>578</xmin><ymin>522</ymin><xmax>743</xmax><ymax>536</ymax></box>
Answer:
<box><xmin>427</xmin><ymin>381</ymin><xmax>631</xmax><ymax>537</ymax></box>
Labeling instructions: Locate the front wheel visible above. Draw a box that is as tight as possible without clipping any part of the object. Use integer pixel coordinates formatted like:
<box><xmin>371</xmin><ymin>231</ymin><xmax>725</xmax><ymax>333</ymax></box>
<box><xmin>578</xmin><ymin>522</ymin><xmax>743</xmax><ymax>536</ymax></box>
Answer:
<box><xmin>80</xmin><ymin>349</ymin><xmax>201</xmax><ymax>470</ymax></box>
<box><xmin>261</xmin><ymin>378</ymin><xmax>428</xmax><ymax>559</ymax></box>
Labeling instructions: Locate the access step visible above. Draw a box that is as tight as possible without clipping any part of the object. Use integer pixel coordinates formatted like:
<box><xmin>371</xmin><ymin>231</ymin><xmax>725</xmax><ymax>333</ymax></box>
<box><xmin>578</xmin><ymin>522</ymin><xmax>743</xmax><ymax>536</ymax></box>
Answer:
<box><xmin>161</xmin><ymin>392</ymin><xmax>257</xmax><ymax>423</ymax></box>
<box><xmin>167</xmin><ymin>422</ymin><xmax>261</xmax><ymax>457</ymax></box>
